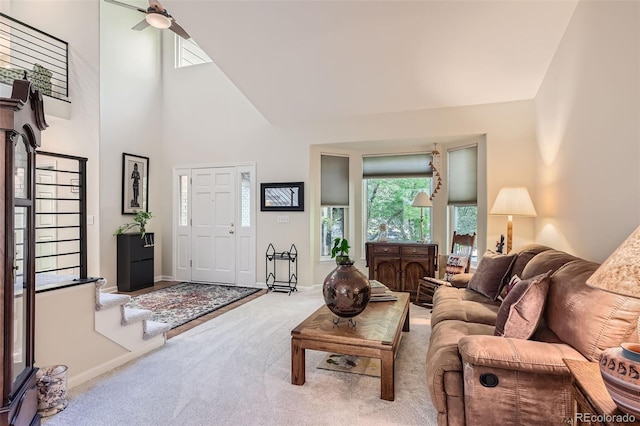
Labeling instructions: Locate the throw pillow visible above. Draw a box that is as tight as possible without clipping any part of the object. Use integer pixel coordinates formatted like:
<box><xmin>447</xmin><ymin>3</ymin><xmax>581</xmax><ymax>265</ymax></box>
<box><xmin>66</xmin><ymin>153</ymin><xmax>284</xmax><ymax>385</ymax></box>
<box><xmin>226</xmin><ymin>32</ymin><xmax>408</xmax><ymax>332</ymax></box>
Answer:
<box><xmin>494</xmin><ymin>271</ymin><xmax>552</xmax><ymax>339</ymax></box>
<box><xmin>444</xmin><ymin>254</ymin><xmax>469</xmax><ymax>281</ymax></box>
<box><xmin>502</xmin><ymin>274</ymin><xmax>521</xmax><ymax>298</ymax></box>
<box><xmin>467</xmin><ymin>251</ymin><xmax>517</xmax><ymax>300</ymax></box>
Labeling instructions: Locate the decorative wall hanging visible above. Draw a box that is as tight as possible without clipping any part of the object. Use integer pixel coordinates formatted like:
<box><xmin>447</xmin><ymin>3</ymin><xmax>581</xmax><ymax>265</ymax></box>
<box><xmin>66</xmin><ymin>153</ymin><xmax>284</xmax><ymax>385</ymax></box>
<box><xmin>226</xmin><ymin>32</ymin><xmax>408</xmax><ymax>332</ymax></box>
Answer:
<box><xmin>122</xmin><ymin>153</ymin><xmax>149</xmax><ymax>215</ymax></box>
<box><xmin>260</xmin><ymin>182</ymin><xmax>304</xmax><ymax>211</ymax></box>
<box><xmin>429</xmin><ymin>144</ymin><xmax>442</xmax><ymax>200</ymax></box>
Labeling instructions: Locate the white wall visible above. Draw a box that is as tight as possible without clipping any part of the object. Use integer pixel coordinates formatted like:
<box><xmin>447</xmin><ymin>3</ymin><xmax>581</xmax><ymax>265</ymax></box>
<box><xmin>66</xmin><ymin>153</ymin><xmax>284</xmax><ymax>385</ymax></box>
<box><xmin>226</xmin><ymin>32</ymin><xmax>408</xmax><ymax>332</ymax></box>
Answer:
<box><xmin>5</xmin><ymin>0</ymin><xmax>139</xmax><ymax>381</ymax></box>
<box><xmin>160</xmin><ymin>30</ymin><xmax>539</xmax><ymax>286</ymax></box>
<box><xmin>99</xmin><ymin>1</ymin><xmax>164</xmax><ymax>289</ymax></box>
<box><xmin>535</xmin><ymin>0</ymin><xmax>640</xmax><ymax>262</ymax></box>
<box><xmin>7</xmin><ymin>0</ymin><xmax>101</xmax><ymax>279</ymax></box>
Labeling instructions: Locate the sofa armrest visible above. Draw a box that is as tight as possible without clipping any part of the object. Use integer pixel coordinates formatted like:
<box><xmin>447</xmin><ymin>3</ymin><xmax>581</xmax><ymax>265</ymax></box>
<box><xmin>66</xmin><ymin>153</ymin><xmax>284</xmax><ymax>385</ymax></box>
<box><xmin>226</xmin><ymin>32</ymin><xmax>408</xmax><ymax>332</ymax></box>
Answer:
<box><xmin>422</xmin><ymin>277</ymin><xmax>451</xmax><ymax>287</ymax></box>
<box><xmin>458</xmin><ymin>335</ymin><xmax>587</xmax><ymax>375</ymax></box>
<box><xmin>449</xmin><ymin>273</ymin><xmax>473</xmax><ymax>288</ymax></box>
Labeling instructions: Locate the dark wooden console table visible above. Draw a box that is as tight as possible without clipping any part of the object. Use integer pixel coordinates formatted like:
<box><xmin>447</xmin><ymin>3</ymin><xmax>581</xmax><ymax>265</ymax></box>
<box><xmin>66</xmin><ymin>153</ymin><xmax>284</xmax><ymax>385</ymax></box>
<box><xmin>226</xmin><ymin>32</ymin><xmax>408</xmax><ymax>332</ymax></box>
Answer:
<box><xmin>365</xmin><ymin>242</ymin><xmax>438</xmax><ymax>298</ymax></box>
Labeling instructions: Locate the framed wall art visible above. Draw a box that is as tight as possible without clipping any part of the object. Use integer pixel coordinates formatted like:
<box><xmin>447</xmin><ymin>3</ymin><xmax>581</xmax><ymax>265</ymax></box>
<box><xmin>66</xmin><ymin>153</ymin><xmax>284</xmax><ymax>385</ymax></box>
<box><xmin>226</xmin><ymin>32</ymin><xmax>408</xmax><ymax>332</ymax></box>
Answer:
<box><xmin>260</xmin><ymin>182</ymin><xmax>304</xmax><ymax>211</ymax></box>
<box><xmin>122</xmin><ymin>153</ymin><xmax>149</xmax><ymax>215</ymax></box>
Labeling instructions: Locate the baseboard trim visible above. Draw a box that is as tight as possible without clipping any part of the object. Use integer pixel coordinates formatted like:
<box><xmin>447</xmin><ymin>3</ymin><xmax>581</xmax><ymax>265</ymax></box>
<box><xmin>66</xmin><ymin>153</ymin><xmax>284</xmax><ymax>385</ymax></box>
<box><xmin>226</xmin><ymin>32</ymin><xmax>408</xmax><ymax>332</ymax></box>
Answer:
<box><xmin>66</xmin><ymin>337</ymin><xmax>165</xmax><ymax>389</ymax></box>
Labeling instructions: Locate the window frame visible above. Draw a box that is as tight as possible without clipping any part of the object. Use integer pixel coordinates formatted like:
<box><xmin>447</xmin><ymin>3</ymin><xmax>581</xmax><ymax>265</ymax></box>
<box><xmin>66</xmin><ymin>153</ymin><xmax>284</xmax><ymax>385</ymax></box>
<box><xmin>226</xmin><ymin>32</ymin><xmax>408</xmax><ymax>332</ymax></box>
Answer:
<box><xmin>448</xmin><ymin>204</ymin><xmax>479</xmax><ymax>266</ymax></box>
<box><xmin>320</xmin><ymin>206</ymin><xmax>347</xmax><ymax>260</ymax></box>
<box><xmin>34</xmin><ymin>150</ymin><xmax>92</xmax><ymax>292</ymax></box>
<box><xmin>362</xmin><ymin>177</ymin><xmax>433</xmax><ymax>244</ymax></box>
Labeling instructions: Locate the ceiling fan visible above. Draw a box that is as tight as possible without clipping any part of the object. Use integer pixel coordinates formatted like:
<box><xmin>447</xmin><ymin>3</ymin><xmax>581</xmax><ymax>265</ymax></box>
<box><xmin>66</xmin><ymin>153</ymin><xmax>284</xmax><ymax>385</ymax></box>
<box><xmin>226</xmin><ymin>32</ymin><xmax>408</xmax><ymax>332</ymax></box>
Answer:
<box><xmin>105</xmin><ymin>0</ymin><xmax>190</xmax><ymax>40</ymax></box>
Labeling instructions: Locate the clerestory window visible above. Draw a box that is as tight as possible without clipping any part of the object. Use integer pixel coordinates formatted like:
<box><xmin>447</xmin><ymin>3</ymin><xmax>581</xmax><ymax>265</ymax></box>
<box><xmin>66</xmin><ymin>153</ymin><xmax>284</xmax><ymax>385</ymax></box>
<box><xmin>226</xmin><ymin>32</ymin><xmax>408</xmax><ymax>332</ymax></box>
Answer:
<box><xmin>175</xmin><ymin>36</ymin><xmax>212</xmax><ymax>68</ymax></box>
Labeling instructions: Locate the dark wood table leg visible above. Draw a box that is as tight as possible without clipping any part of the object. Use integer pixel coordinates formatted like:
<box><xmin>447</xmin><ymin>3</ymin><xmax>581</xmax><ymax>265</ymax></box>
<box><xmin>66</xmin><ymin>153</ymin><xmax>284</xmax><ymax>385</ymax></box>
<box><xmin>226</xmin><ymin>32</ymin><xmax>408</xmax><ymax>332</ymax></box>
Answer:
<box><xmin>380</xmin><ymin>349</ymin><xmax>395</xmax><ymax>401</ymax></box>
<box><xmin>403</xmin><ymin>304</ymin><xmax>410</xmax><ymax>332</ymax></box>
<box><xmin>291</xmin><ymin>337</ymin><xmax>305</xmax><ymax>385</ymax></box>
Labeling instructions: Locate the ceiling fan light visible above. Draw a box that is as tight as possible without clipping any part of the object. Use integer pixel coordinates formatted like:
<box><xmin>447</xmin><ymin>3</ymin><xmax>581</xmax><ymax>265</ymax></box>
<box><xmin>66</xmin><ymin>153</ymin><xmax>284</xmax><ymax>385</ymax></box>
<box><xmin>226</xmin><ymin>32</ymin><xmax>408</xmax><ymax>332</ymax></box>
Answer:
<box><xmin>146</xmin><ymin>12</ymin><xmax>171</xmax><ymax>29</ymax></box>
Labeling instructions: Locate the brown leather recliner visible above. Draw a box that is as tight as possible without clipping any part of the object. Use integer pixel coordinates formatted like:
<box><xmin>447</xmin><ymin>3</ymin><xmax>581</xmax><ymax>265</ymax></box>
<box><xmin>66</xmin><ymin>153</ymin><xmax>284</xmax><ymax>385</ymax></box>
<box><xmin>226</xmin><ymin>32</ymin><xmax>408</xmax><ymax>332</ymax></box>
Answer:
<box><xmin>426</xmin><ymin>245</ymin><xmax>640</xmax><ymax>425</ymax></box>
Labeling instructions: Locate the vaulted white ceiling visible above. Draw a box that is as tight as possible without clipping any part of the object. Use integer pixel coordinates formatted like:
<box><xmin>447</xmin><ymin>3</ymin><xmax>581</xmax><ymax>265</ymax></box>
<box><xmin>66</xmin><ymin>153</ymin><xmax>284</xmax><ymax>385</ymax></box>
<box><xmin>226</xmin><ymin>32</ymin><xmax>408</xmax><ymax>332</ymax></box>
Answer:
<box><xmin>164</xmin><ymin>0</ymin><xmax>578</xmax><ymax>125</ymax></box>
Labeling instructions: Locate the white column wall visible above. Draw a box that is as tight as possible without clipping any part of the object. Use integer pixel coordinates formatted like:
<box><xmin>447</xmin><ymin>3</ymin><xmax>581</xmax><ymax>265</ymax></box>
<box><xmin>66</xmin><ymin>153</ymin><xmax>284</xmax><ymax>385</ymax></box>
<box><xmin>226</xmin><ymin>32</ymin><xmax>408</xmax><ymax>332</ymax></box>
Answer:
<box><xmin>99</xmin><ymin>1</ymin><xmax>164</xmax><ymax>289</ymax></box>
<box><xmin>7</xmin><ymin>0</ymin><xmax>101</xmax><ymax>278</ymax></box>
<box><xmin>535</xmin><ymin>0</ymin><xmax>640</xmax><ymax>262</ymax></box>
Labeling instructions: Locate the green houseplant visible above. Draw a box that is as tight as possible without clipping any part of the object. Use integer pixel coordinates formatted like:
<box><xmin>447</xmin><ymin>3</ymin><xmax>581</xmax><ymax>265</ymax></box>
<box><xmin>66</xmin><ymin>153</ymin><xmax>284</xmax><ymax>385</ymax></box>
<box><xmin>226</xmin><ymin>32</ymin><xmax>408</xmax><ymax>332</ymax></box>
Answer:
<box><xmin>114</xmin><ymin>211</ymin><xmax>153</xmax><ymax>239</ymax></box>
<box><xmin>330</xmin><ymin>237</ymin><xmax>351</xmax><ymax>265</ymax></box>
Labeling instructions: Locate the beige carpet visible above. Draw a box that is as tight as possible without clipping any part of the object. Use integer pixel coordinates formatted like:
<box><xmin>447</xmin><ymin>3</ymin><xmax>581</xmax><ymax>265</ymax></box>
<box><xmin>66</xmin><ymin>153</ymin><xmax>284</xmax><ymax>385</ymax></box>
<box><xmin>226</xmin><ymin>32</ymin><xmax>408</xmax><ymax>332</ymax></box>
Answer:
<box><xmin>43</xmin><ymin>289</ymin><xmax>437</xmax><ymax>426</ymax></box>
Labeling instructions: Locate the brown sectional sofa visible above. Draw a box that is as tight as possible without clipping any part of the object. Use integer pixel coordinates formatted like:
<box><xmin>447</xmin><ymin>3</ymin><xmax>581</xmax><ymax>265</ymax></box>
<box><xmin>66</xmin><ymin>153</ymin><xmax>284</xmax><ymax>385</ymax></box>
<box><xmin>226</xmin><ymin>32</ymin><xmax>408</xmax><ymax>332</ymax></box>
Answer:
<box><xmin>426</xmin><ymin>244</ymin><xmax>640</xmax><ymax>425</ymax></box>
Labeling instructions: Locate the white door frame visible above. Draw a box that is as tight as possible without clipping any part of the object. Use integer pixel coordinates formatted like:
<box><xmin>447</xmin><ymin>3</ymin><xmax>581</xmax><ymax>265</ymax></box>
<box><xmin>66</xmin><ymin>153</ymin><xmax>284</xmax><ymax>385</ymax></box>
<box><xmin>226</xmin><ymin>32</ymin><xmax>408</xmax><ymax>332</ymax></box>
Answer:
<box><xmin>172</xmin><ymin>162</ymin><xmax>257</xmax><ymax>285</ymax></box>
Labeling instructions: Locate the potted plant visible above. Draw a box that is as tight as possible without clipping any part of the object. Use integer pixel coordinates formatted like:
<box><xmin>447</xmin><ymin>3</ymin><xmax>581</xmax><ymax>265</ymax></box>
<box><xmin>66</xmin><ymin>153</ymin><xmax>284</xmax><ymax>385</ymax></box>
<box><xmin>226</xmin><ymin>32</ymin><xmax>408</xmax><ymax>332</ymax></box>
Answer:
<box><xmin>114</xmin><ymin>211</ymin><xmax>154</xmax><ymax>240</ymax></box>
<box><xmin>330</xmin><ymin>237</ymin><xmax>351</xmax><ymax>265</ymax></box>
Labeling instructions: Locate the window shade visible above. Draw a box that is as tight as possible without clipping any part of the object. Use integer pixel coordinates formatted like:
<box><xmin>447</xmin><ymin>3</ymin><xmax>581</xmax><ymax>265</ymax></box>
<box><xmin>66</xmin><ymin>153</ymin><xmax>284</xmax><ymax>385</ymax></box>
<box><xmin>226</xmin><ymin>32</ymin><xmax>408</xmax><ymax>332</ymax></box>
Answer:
<box><xmin>362</xmin><ymin>153</ymin><xmax>433</xmax><ymax>178</ymax></box>
<box><xmin>448</xmin><ymin>145</ymin><xmax>477</xmax><ymax>205</ymax></box>
<box><xmin>321</xmin><ymin>155</ymin><xmax>349</xmax><ymax>206</ymax></box>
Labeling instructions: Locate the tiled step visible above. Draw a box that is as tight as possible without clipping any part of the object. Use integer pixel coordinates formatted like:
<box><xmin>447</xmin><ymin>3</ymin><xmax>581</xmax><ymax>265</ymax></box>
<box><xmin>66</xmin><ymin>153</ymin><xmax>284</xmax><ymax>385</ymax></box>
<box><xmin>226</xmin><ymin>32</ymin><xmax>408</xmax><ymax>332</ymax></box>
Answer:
<box><xmin>143</xmin><ymin>321</ymin><xmax>171</xmax><ymax>340</ymax></box>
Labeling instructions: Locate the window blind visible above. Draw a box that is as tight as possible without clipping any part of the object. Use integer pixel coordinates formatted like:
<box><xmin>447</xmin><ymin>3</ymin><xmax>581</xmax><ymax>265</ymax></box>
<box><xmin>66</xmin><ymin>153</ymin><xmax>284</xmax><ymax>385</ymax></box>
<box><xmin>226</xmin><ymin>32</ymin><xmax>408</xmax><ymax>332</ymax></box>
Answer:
<box><xmin>362</xmin><ymin>153</ymin><xmax>433</xmax><ymax>178</ymax></box>
<box><xmin>448</xmin><ymin>145</ymin><xmax>477</xmax><ymax>205</ymax></box>
<box><xmin>321</xmin><ymin>155</ymin><xmax>349</xmax><ymax>206</ymax></box>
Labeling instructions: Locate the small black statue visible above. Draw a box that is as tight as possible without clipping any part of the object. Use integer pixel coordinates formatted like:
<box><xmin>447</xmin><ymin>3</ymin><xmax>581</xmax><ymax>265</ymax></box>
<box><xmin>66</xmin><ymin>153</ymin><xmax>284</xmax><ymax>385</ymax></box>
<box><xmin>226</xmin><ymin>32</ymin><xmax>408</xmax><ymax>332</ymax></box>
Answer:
<box><xmin>496</xmin><ymin>234</ymin><xmax>505</xmax><ymax>253</ymax></box>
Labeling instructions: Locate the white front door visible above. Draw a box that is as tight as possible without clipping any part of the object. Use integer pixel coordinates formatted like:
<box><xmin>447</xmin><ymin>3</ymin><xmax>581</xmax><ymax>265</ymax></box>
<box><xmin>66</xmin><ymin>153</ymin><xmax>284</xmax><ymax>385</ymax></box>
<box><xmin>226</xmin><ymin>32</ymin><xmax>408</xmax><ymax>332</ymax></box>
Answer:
<box><xmin>191</xmin><ymin>167</ymin><xmax>236</xmax><ymax>283</ymax></box>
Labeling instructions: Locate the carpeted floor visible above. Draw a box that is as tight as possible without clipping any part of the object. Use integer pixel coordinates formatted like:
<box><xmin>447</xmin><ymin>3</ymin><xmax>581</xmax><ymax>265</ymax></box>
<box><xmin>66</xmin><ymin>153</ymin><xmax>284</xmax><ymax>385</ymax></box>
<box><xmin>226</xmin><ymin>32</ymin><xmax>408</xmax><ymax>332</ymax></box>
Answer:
<box><xmin>125</xmin><ymin>282</ymin><xmax>261</xmax><ymax>329</ymax></box>
<box><xmin>43</xmin><ymin>289</ymin><xmax>438</xmax><ymax>426</ymax></box>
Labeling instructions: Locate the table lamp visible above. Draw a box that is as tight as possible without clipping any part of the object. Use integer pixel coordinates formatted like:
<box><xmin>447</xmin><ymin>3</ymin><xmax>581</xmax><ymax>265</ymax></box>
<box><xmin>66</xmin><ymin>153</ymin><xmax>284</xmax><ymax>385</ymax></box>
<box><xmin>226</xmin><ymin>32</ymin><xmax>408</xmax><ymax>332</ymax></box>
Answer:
<box><xmin>585</xmin><ymin>225</ymin><xmax>640</xmax><ymax>417</ymax></box>
<box><xmin>412</xmin><ymin>191</ymin><xmax>432</xmax><ymax>243</ymax></box>
<box><xmin>489</xmin><ymin>187</ymin><xmax>537</xmax><ymax>253</ymax></box>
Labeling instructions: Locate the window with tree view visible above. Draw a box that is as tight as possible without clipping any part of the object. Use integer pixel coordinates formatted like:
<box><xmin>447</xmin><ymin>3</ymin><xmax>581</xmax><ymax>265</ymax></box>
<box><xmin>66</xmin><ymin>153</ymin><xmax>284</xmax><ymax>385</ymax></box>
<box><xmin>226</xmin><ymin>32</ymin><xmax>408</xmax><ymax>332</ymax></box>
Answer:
<box><xmin>320</xmin><ymin>154</ymin><xmax>349</xmax><ymax>258</ymax></box>
<box><xmin>321</xmin><ymin>207</ymin><xmax>345</xmax><ymax>257</ymax></box>
<box><xmin>365</xmin><ymin>178</ymin><xmax>431</xmax><ymax>242</ymax></box>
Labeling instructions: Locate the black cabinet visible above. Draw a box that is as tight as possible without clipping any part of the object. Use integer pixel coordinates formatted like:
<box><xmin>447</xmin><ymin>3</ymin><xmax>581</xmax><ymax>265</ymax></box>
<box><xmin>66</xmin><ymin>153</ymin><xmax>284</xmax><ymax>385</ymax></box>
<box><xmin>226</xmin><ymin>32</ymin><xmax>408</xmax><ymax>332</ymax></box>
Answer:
<box><xmin>117</xmin><ymin>233</ymin><xmax>154</xmax><ymax>292</ymax></box>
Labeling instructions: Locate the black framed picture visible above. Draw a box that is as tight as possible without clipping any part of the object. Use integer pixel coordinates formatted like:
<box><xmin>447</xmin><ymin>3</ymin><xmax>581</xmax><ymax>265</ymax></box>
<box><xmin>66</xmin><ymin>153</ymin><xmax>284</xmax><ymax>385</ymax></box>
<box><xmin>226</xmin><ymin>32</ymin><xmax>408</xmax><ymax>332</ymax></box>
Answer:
<box><xmin>122</xmin><ymin>153</ymin><xmax>149</xmax><ymax>215</ymax></box>
<box><xmin>260</xmin><ymin>182</ymin><xmax>304</xmax><ymax>211</ymax></box>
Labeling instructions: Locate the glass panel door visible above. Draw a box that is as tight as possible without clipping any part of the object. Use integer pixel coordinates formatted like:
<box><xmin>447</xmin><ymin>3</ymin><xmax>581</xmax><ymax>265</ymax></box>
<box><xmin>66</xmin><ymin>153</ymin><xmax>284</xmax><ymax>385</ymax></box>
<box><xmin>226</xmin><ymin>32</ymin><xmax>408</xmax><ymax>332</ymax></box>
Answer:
<box><xmin>12</xmin><ymin>205</ymin><xmax>27</xmax><ymax>383</ymax></box>
<box><xmin>14</xmin><ymin>135</ymin><xmax>28</xmax><ymax>199</ymax></box>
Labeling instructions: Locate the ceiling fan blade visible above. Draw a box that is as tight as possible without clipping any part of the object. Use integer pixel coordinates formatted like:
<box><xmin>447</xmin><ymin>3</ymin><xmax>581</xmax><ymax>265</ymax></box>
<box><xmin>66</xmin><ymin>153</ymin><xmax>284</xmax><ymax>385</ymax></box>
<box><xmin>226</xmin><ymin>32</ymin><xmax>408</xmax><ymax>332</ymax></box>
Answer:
<box><xmin>104</xmin><ymin>0</ymin><xmax>147</xmax><ymax>14</ymax></box>
<box><xmin>149</xmin><ymin>0</ymin><xmax>165</xmax><ymax>13</ymax></box>
<box><xmin>132</xmin><ymin>19</ymin><xmax>150</xmax><ymax>31</ymax></box>
<box><xmin>169</xmin><ymin>19</ymin><xmax>191</xmax><ymax>40</ymax></box>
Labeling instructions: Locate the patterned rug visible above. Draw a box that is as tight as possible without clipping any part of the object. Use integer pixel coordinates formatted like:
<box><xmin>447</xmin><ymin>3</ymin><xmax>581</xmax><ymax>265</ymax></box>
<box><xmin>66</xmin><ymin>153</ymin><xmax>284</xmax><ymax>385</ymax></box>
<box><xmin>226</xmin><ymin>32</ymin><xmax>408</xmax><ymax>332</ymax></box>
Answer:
<box><xmin>126</xmin><ymin>283</ymin><xmax>261</xmax><ymax>329</ymax></box>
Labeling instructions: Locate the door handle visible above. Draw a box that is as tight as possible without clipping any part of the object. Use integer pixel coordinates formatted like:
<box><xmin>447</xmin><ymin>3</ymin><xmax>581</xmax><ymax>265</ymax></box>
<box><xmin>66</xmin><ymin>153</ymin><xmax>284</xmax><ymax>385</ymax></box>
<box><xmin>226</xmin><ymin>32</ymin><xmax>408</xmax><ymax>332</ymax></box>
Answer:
<box><xmin>229</xmin><ymin>230</ymin><xmax>234</xmax><ymax>234</ymax></box>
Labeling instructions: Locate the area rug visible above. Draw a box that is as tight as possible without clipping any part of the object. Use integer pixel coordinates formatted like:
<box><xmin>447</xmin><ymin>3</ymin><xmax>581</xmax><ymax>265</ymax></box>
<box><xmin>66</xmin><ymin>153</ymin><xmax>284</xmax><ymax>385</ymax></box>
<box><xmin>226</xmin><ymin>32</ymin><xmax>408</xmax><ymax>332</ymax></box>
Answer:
<box><xmin>125</xmin><ymin>283</ymin><xmax>261</xmax><ymax>329</ymax></box>
<box><xmin>317</xmin><ymin>353</ymin><xmax>381</xmax><ymax>377</ymax></box>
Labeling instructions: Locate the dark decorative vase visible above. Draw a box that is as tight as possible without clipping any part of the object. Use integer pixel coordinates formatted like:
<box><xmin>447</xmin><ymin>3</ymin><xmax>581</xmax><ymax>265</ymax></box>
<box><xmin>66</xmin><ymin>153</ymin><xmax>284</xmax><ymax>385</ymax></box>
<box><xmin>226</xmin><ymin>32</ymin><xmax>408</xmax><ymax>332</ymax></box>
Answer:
<box><xmin>599</xmin><ymin>343</ymin><xmax>640</xmax><ymax>417</ymax></box>
<box><xmin>323</xmin><ymin>260</ymin><xmax>371</xmax><ymax>318</ymax></box>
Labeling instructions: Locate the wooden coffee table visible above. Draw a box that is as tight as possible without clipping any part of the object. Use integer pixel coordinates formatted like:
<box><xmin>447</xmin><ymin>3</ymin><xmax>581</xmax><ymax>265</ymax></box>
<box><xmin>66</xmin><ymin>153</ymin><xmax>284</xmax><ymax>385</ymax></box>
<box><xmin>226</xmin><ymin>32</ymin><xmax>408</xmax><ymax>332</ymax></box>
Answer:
<box><xmin>291</xmin><ymin>292</ymin><xmax>410</xmax><ymax>401</ymax></box>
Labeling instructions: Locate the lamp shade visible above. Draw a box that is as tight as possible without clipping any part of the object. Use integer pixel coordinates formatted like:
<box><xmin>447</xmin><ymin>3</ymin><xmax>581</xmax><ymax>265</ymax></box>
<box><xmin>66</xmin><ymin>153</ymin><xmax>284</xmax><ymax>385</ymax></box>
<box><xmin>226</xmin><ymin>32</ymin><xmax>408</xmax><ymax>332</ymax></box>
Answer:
<box><xmin>490</xmin><ymin>187</ymin><xmax>537</xmax><ymax>216</ymax></box>
<box><xmin>586</xmin><ymin>226</ymin><xmax>640</xmax><ymax>298</ymax></box>
<box><xmin>146</xmin><ymin>12</ymin><xmax>172</xmax><ymax>29</ymax></box>
<box><xmin>412</xmin><ymin>191</ymin><xmax>432</xmax><ymax>207</ymax></box>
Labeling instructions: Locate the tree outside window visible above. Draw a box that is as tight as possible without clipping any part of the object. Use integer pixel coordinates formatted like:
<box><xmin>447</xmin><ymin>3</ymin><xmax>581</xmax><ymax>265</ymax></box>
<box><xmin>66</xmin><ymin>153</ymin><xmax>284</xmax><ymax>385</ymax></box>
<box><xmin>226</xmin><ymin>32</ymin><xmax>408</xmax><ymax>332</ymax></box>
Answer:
<box><xmin>321</xmin><ymin>207</ymin><xmax>345</xmax><ymax>257</ymax></box>
<box><xmin>365</xmin><ymin>178</ymin><xmax>431</xmax><ymax>242</ymax></box>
